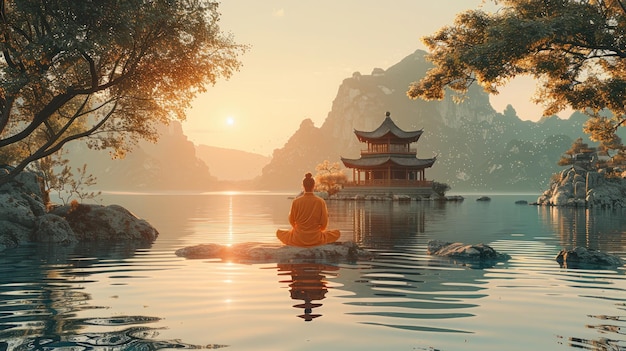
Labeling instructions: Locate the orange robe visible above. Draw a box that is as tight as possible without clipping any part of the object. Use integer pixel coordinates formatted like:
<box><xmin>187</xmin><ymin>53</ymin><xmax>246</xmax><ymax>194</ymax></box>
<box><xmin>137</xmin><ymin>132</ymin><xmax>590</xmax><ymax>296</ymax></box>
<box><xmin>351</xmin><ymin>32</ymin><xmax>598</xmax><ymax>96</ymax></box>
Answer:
<box><xmin>276</xmin><ymin>192</ymin><xmax>340</xmax><ymax>247</ymax></box>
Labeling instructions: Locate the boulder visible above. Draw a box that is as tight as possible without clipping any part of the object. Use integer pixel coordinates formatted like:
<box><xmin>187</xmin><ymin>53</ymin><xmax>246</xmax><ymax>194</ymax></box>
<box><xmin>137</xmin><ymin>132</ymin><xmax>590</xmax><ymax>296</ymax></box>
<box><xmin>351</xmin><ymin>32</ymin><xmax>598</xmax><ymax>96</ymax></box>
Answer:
<box><xmin>51</xmin><ymin>203</ymin><xmax>158</xmax><ymax>243</ymax></box>
<box><xmin>0</xmin><ymin>166</ymin><xmax>45</xmax><ymax>202</ymax></box>
<box><xmin>427</xmin><ymin>240</ymin><xmax>511</xmax><ymax>263</ymax></box>
<box><xmin>32</xmin><ymin>214</ymin><xmax>78</xmax><ymax>244</ymax></box>
<box><xmin>175</xmin><ymin>241</ymin><xmax>373</xmax><ymax>263</ymax></box>
<box><xmin>476</xmin><ymin>196</ymin><xmax>491</xmax><ymax>201</ymax></box>
<box><xmin>555</xmin><ymin>247</ymin><xmax>624</xmax><ymax>268</ymax></box>
<box><xmin>0</xmin><ymin>220</ymin><xmax>31</xmax><ymax>251</ymax></box>
<box><xmin>0</xmin><ymin>193</ymin><xmax>37</xmax><ymax>229</ymax></box>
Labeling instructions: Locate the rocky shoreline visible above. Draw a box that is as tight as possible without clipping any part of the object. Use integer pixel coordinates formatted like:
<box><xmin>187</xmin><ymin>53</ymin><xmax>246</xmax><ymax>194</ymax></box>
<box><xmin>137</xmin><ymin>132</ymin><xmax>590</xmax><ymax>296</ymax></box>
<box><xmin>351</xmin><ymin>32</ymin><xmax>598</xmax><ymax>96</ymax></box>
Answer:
<box><xmin>534</xmin><ymin>166</ymin><xmax>626</xmax><ymax>208</ymax></box>
<box><xmin>0</xmin><ymin>166</ymin><xmax>158</xmax><ymax>252</ymax></box>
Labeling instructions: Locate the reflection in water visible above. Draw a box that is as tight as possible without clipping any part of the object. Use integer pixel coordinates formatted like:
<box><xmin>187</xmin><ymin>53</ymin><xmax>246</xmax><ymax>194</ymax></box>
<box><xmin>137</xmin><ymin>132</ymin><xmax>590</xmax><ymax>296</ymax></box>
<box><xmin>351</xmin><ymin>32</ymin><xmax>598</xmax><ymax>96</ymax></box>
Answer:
<box><xmin>277</xmin><ymin>263</ymin><xmax>339</xmax><ymax>321</ymax></box>
<box><xmin>538</xmin><ymin>206</ymin><xmax>626</xmax><ymax>252</ymax></box>
<box><xmin>0</xmin><ymin>243</ymin><xmax>216</xmax><ymax>350</ymax></box>
<box><xmin>0</xmin><ymin>323</ymin><xmax>222</xmax><ymax>350</ymax></box>
<box><xmin>348</xmin><ymin>201</ymin><xmax>427</xmax><ymax>249</ymax></box>
<box><xmin>2</xmin><ymin>194</ymin><xmax>626</xmax><ymax>350</ymax></box>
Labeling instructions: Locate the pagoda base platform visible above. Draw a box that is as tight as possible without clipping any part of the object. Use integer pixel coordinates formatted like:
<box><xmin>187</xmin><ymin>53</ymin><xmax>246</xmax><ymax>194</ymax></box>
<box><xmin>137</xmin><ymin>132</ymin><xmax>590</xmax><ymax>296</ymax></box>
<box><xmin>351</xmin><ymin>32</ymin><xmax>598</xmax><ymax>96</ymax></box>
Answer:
<box><xmin>336</xmin><ymin>186</ymin><xmax>435</xmax><ymax>200</ymax></box>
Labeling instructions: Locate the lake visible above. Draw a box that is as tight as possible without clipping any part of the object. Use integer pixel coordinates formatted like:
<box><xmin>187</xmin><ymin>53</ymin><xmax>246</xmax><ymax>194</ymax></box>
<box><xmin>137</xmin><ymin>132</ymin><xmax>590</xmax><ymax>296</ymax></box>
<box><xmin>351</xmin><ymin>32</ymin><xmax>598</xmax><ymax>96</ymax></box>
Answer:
<box><xmin>1</xmin><ymin>193</ymin><xmax>625</xmax><ymax>350</ymax></box>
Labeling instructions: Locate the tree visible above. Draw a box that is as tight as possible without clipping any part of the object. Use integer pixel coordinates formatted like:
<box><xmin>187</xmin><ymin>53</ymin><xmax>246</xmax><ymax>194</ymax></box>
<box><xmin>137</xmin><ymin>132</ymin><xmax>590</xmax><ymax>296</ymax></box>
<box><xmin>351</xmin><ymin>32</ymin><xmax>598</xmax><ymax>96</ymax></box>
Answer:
<box><xmin>432</xmin><ymin>181</ymin><xmax>451</xmax><ymax>197</ymax></box>
<box><xmin>0</xmin><ymin>0</ymin><xmax>246</xmax><ymax>185</ymax></box>
<box><xmin>557</xmin><ymin>137</ymin><xmax>595</xmax><ymax>168</ymax></box>
<box><xmin>30</xmin><ymin>150</ymin><xmax>100</xmax><ymax>206</ymax></box>
<box><xmin>407</xmin><ymin>0</ymin><xmax>626</xmax><ymax>148</ymax></box>
<box><xmin>314</xmin><ymin>160</ymin><xmax>347</xmax><ymax>196</ymax></box>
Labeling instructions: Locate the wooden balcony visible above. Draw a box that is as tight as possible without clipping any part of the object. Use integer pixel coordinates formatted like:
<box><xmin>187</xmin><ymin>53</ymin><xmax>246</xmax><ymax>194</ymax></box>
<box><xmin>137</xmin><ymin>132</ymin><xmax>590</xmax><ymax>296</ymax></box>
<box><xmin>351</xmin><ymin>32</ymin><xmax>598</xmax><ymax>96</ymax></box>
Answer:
<box><xmin>360</xmin><ymin>147</ymin><xmax>417</xmax><ymax>156</ymax></box>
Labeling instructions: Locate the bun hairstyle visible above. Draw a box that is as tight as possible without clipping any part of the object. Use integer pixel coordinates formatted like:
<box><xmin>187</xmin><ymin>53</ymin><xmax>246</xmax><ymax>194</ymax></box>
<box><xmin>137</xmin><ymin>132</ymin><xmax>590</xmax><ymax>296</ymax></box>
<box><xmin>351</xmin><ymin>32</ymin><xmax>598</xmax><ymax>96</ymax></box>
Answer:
<box><xmin>302</xmin><ymin>172</ymin><xmax>315</xmax><ymax>191</ymax></box>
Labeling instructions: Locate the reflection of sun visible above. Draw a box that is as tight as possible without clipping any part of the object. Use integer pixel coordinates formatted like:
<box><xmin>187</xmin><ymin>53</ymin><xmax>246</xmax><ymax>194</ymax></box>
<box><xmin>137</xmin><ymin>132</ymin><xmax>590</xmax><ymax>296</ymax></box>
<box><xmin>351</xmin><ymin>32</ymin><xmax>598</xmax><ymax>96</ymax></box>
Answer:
<box><xmin>226</xmin><ymin>116</ymin><xmax>235</xmax><ymax>126</ymax></box>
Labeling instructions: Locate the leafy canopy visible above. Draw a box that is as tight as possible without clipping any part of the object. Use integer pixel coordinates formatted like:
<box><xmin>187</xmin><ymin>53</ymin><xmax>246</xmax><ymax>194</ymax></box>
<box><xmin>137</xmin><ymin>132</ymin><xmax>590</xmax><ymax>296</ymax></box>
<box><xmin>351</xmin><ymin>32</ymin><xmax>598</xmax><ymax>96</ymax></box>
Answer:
<box><xmin>0</xmin><ymin>0</ymin><xmax>246</xmax><ymax>183</ymax></box>
<box><xmin>408</xmin><ymin>0</ymin><xmax>626</xmax><ymax>147</ymax></box>
<box><xmin>314</xmin><ymin>160</ymin><xmax>347</xmax><ymax>196</ymax></box>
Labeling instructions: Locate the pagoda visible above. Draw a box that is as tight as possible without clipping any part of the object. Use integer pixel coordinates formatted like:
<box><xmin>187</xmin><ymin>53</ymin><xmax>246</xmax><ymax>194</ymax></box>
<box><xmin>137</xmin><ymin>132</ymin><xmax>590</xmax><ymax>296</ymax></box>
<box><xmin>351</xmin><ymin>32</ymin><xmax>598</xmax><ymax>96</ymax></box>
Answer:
<box><xmin>340</xmin><ymin>112</ymin><xmax>436</xmax><ymax>196</ymax></box>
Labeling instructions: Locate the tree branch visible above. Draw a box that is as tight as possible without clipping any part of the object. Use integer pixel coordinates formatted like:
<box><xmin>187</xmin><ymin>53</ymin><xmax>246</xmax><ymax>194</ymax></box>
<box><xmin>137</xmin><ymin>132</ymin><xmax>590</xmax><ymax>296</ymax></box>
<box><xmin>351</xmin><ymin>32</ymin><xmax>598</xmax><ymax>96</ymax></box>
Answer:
<box><xmin>0</xmin><ymin>100</ymin><xmax>119</xmax><ymax>186</ymax></box>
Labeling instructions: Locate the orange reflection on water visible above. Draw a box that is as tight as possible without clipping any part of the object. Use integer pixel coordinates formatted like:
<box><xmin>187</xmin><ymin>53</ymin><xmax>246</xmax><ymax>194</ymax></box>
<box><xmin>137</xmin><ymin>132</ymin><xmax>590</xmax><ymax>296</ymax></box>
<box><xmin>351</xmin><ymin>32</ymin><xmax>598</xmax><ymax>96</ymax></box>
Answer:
<box><xmin>277</xmin><ymin>263</ymin><xmax>340</xmax><ymax>321</ymax></box>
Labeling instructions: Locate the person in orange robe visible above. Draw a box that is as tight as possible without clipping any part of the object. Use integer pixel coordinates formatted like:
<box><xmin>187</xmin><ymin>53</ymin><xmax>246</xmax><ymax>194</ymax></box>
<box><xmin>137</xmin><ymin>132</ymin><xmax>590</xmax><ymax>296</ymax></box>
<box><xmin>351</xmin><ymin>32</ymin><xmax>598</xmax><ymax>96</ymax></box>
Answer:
<box><xmin>276</xmin><ymin>173</ymin><xmax>340</xmax><ymax>247</ymax></box>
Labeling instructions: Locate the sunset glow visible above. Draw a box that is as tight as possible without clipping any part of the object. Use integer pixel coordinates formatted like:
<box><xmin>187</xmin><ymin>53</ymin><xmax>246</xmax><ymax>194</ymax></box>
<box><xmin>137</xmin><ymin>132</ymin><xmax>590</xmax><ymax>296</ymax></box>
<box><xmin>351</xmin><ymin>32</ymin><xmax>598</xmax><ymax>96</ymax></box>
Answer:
<box><xmin>183</xmin><ymin>1</ymin><xmax>569</xmax><ymax>156</ymax></box>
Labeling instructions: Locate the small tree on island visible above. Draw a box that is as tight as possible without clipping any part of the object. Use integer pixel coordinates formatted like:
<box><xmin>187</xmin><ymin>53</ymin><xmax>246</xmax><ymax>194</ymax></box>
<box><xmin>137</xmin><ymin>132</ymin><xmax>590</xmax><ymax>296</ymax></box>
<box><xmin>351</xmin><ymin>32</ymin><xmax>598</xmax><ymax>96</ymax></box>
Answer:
<box><xmin>557</xmin><ymin>138</ymin><xmax>596</xmax><ymax>170</ymax></box>
<box><xmin>432</xmin><ymin>181</ymin><xmax>451</xmax><ymax>197</ymax></box>
<box><xmin>0</xmin><ymin>0</ymin><xmax>247</xmax><ymax>186</ymax></box>
<box><xmin>314</xmin><ymin>160</ymin><xmax>347</xmax><ymax>196</ymax></box>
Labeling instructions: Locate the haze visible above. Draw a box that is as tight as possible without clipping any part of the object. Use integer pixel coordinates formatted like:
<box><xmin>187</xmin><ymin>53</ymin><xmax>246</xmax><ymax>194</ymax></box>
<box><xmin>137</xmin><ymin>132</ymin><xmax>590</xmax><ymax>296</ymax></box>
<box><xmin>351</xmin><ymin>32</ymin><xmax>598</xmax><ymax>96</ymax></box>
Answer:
<box><xmin>184</xmin><ymin>1</ymin><xmax>553</xmax><ymax>157</ymax></box>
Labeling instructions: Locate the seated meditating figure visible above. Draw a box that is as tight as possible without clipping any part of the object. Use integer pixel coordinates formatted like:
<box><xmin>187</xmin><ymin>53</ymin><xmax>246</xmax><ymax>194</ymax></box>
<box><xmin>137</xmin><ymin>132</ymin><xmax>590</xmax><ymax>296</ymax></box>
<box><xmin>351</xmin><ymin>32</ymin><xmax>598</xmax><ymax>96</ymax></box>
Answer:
<box><xmin>276</xmin><ymin>173</ymin><xmax>340</xmax><ymax>247</ymax></box>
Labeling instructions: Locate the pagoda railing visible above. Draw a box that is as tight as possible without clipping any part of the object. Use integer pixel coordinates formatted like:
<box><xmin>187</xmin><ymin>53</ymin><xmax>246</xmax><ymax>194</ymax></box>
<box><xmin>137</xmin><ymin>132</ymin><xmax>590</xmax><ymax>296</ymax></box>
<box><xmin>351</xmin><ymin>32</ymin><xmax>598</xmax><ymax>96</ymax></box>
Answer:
<box><xmin>360</xmin><ymin>147</ymin><xmax>417</xmax><ymax>155</ymax></box>
<box><xmin>343</xmin><ymin>179</ymin><xmax>433</xmax><ymax>188</ymax></box>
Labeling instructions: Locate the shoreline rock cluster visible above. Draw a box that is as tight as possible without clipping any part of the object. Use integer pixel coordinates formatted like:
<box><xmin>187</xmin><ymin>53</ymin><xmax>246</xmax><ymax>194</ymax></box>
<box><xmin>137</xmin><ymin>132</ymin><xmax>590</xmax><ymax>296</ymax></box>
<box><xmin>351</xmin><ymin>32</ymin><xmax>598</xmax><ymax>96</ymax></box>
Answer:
<box><xmin>0</xmin><ymin>166</ymin><xmax>158</xmax><ymax>252</ymax></box>
<box><xmin>536</xmin><ymin>166</ymin><xmax>626</xmax><ymax>208</ymax></box>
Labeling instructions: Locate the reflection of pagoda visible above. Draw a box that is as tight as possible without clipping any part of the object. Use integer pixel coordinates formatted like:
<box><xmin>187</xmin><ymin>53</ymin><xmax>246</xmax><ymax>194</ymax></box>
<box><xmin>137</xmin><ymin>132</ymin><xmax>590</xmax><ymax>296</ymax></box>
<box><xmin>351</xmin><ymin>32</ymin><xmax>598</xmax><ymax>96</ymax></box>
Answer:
<box><xmin>340</xmin><ymin>112</ymin><xmax>436</xmax><ymax>196</ymax></box>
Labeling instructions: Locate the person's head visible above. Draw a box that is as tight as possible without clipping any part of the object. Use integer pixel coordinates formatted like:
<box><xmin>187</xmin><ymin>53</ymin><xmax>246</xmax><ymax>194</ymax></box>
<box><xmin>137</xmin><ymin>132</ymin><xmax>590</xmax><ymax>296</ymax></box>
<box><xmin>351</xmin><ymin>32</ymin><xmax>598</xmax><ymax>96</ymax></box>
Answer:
<box><xmin>302</xmin><ymin>172</ymin><xmax>315</xmax><ymax>192</ymax></box>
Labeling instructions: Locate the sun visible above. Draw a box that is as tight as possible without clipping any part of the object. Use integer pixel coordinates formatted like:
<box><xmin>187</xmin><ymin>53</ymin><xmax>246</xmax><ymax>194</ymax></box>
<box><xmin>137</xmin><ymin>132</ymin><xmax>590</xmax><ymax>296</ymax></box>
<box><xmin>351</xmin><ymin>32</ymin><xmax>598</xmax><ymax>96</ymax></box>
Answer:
<box><xmin>226</xmin><ymin>116</ymin><xmax>235</xmax><ymax>126</ymax></box>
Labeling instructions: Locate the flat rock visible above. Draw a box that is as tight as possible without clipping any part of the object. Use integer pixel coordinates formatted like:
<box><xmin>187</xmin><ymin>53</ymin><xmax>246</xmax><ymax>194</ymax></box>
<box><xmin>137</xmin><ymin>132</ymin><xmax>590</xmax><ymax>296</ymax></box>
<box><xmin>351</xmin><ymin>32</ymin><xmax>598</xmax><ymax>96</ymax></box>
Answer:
<box><xmin>427</xmin><ymin>240</ymin><xmax>511</xmax><ymax>262</ymax></box>
<box><xmin>556</xmin><ymin>247</ymin><xmax>624</xmax><ymax>268</ymax></box>
<box><xmin>175</xmin><ymin>241</ymin><xmax>373</xmax><ymax>263</ymax></box>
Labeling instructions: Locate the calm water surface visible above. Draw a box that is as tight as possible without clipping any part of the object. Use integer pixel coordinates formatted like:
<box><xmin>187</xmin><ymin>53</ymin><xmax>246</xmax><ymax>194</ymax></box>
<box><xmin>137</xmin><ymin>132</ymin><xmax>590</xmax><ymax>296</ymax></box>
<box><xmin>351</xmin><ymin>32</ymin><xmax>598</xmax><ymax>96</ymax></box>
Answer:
<box><xmin>1</xmin><ymin>193</ymin><xmax>625</xmax><ymax>351</ymax></box>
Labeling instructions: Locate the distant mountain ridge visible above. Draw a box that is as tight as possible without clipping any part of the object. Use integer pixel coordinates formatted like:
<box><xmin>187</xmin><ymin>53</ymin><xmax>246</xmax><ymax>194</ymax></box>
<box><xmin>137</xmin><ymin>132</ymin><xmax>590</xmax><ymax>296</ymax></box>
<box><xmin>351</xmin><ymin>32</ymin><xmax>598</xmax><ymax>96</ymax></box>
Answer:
<box><xmin>195</xmin><ymin>145</ymin><xmax>270</xmax><ymax>181</ymax></box>
<box><xmin>67</xmin><ymin>121</ymin><xmax>216</xmax><ymax>191</ymax></box>
<box><xmin>258</xmin><ymin>49</ymin><xmax>599</xmax><ymax>193</ymax></box>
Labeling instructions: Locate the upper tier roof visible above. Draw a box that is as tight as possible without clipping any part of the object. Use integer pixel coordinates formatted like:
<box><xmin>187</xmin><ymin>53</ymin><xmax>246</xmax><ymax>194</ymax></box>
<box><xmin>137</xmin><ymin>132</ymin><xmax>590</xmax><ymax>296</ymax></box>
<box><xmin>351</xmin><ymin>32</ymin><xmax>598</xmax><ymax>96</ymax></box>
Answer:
<box><xmin>354</xmin><ymin>112</ymin><xmax>423</xmax><ymax>143</ymax></box>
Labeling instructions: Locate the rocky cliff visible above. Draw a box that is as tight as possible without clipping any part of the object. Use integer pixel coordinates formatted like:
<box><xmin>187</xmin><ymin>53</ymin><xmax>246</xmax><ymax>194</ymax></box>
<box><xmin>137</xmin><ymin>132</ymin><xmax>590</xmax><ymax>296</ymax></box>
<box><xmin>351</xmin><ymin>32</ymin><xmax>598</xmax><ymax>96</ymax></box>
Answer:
<box><xmin>258</xmin><ymin>49</ymin><xmax>595</xmax><ymax>192</ymax></box>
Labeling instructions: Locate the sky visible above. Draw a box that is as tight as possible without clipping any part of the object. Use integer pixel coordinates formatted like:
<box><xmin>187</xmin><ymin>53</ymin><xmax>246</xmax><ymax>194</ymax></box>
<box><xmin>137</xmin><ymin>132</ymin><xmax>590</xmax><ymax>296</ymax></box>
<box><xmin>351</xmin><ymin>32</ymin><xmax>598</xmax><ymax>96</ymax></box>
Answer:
<box><xmin>183</xmin><ymin>1</ymin><xmax>553</xmax><ymax>157</ymax></box>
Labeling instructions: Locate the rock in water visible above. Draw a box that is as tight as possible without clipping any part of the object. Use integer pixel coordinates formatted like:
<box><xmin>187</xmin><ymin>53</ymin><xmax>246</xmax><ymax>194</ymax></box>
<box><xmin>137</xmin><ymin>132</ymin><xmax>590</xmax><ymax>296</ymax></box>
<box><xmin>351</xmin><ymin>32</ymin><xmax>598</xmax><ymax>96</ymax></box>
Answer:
<box><xmin>175</xmin><ymin>241</ymin><xmax>373</xmax><ymax>263</ymax></box>
<box><xmin>427</xmin><ymin>240</ymin><xmax>511</xmax><ymax>263</ymax></box>
<box><xmin>556</xmin><ymin>247</ymin><xmax>624</xmax><ymax>268</ymax></box>
<box><xmin>51</xmin><ymin>203</ymin><xmax>158</xmax><ymax>243</ymax></box>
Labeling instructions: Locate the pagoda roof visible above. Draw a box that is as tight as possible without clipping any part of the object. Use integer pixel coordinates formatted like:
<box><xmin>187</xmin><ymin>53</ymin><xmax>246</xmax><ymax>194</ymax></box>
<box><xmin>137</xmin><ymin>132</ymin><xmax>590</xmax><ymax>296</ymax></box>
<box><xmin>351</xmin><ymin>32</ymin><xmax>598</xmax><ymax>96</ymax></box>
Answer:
<box><xmin>354</xmin><ymin>113</ymin><xmax>423</xmax><ymax>142</ymax></box>
<box><xmin>341</xmin><ymin>156</ymin><xmax>436</xmax><ymax>170</ymax></box>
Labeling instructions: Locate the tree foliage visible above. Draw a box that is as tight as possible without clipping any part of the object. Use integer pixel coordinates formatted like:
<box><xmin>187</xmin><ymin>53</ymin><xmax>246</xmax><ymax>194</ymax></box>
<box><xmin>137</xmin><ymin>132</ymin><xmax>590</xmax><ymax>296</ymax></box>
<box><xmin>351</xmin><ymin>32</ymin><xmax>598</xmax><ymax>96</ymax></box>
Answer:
<box><xmin>408</xmin><ymin>0</ymin><xmax>626</xmax><ymax>147</ymax></box>
<box><xmin>557</xmin><ymin>137</ymin><xmax>595</xmax><ymax>167</ymax></box>
<box><xmin>314</xmin><ymin>160</ymin><xmax>347</xmax><ymax>196</ymax></box>
<box><xmin>432</xmin><ymin>181</ymin><xmax>451</xmax><ymax>197</ymax></box>
<box><xmin>0</xmin><ymin>0</ymin><xmax>246</xmax><ymax>184</ymax></box>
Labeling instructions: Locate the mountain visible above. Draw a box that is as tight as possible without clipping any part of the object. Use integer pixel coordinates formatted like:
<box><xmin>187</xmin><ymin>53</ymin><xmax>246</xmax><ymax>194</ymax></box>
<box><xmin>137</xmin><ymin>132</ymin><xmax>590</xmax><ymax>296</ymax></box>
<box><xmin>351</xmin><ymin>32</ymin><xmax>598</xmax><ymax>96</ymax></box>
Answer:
<box><xmin>195</xmin><ymin>145</ymin><xmax>270</xmax><ymax>181</ymax></box>
<box><xmin>258</xmin><ymin>49</ymin><xmax>597</xmax><ymax>193</ymax></box>
<box><xmin>67</xmin><ymin>121</ymin><xmax>216</xmax><ymax>191</ymax></box>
